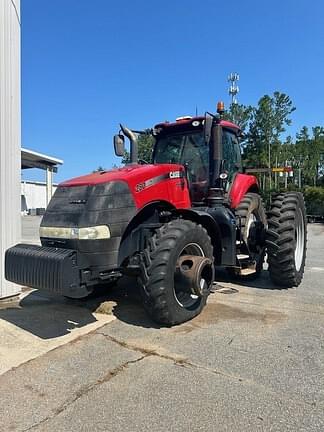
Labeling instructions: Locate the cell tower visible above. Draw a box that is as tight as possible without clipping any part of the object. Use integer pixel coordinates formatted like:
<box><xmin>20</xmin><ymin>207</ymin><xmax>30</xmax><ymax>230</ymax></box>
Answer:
<box><xmin>228</xmin><ymin>72</ymin><xmax>240</xmax><ymax>105</ymax></box>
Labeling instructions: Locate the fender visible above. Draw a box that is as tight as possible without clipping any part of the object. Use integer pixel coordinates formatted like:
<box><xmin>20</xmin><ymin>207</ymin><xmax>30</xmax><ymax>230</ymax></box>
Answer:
<box><xmin>177</xmin><ymin>207</ymin><xmax>236</xmax><ymax>266</ymax></box>
<box><xmin>118</xmin><ymin>201</ymin><xmax>175</xmax><ymax>267</ymax></box>
<box><xmin>118</xmin><ymin>203</ymin><xmax>237</xmax><ymax>268</ymax></box>
<box><xmin>228</xmin><ymin>173</ymin><xmax>259</xmax><ymax>208</ymax></box>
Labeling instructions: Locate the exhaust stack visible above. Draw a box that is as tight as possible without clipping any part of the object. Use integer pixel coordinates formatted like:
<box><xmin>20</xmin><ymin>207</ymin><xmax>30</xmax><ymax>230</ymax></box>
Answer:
<box><xmin>120</xmin><ymin>124</ymin><xmax>138</xmax><ymax>164</ymax></box>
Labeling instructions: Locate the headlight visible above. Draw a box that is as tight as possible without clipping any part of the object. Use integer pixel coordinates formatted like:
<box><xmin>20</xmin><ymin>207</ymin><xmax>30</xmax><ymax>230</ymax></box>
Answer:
<box><xmin>78</xmin><ymin>226</ymin><xmax>110</xmax><ymax>240</ymax></box>
<box><xmin>40</xmin><ymin>225</ymin><xmax>111</xmax><ymax>240</ymax></box>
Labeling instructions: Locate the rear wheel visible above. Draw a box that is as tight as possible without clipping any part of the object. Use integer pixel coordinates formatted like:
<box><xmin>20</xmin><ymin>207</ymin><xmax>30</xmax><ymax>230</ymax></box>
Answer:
<box><xmin>140</xmin><ymin>219</ymin><xmax>214</xmax><ymax>326</ymax></box>
<box><xmin>266</xmin><ymin>192</ymin><xmax>307</xmax><ymax>287</ymax></box>
<box><xmin>233</xmin><ymin>192</ymin><xmax>267</xmax><ymax>278</ymax></box>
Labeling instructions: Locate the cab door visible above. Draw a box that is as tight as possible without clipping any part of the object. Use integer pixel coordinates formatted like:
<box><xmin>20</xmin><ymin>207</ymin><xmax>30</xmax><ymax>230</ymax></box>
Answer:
<box><xmin>222</xmin><ymin>129</ymin><xmax>242</xmax><ymax>188</ymax></box>
<box><xmin>180</xmin><ymin>133</ymin><xmax>209</xmax><ymax>204</ymax></box>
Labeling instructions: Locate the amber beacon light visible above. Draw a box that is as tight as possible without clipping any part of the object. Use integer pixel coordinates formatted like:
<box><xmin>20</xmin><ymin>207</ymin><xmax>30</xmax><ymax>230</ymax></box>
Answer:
<box><xmin>217</xmin><ymin>101</ymin><xmax>225</xmax><ymax>114</ymax></box>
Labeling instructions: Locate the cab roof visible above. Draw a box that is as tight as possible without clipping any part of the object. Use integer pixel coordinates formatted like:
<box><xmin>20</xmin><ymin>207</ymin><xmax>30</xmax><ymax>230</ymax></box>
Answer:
<box><xmin>154</xmin><ymin>116</ymin><xmax>240</xmax><ymax>134</ymax></box>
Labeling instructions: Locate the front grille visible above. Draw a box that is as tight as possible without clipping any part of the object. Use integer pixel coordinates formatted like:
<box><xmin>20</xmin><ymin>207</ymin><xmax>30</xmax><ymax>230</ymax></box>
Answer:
<box><xmin>42</xmin><ymin>182</ymin><xmax>136</xmax><ymax>234</ymax></box>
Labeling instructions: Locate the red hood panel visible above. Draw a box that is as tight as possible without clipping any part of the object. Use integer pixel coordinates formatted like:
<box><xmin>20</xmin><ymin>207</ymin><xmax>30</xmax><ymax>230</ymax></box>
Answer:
<box><xmin>61</xmin><ymin>164</ymin><xmax>184</xmax><ymax>187</ymax></box>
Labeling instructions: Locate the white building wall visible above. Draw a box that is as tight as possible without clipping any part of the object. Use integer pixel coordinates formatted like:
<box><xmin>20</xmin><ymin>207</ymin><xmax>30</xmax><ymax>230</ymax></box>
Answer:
<box><xmin>21</xmin><ymin>182</ymin><xmax>57</xmax><ymax>211</ymax></box>
<box><xmin>0</xmin><ymin>0</ymin><xmax>21</xmax><ymax>298</ymax></box>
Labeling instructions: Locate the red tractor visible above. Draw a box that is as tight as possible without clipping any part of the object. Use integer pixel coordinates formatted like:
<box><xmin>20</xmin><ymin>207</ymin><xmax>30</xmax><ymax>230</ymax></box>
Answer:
<box><xmin>5</xmin><ymin>104</ymin><xmax>307</xmax><ymax>325</ymax></box>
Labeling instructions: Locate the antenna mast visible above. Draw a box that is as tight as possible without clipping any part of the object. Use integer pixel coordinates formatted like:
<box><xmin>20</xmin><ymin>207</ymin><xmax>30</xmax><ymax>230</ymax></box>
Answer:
<box><xmin>228</xmin><ymin>72</ymin><xmax>240</xmax><ymax>105</ymax></box>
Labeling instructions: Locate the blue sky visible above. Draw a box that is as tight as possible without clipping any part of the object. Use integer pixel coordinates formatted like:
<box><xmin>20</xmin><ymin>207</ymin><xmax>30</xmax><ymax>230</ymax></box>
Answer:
<box><xmin>22</xmin><ymin>0</ymin><xmax>324</xmax><ymax>183</ymax></box>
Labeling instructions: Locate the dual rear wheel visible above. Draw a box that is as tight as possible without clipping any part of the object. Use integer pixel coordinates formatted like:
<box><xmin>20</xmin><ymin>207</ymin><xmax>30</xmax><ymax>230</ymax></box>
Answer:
<box><xmin>233</xmin><ymin>191</ymin><xmax>307</xmax><ymax>286</ymax></box>
<box><xmin>266</xmin><ymin>192</ymin><xmax>307</xmax><ymax>287</ymax></box>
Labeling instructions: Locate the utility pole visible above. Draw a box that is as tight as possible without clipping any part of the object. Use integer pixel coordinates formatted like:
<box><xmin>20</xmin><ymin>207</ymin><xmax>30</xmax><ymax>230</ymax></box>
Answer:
<box><xmin>284</xmin><ymin>160</ymin><xmax>288</xmax><ymax>189</ymax></box>
<box><xmin>275</xmin><ymin>155</ymin><xmax>278</xmax><ymax>189</ymax></box>
<box><xmin>298</xmin><ymin>155</ymin><xmax>302</xmax><ymax>189</ymax></box>
<box><xmin>268</xmin><ymin>141</ymin><xmax>272</xmax><ymax>189</ymax></box>
<box><xmin>299</xmin><ymin>167</ymin><xmax>302</xmax><ymax>188</ymax></box>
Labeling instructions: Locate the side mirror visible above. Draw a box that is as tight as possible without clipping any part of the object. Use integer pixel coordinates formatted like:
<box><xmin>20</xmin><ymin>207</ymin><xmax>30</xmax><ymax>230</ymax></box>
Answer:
<box><xmin>114</xmin><ymin>134</ymin><xmax>125</xmax><ymax>157</ymax></box>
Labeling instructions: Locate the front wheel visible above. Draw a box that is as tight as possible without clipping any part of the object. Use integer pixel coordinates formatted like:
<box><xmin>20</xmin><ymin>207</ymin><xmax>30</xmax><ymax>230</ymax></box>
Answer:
<box><xmin>266</xmin><ymin>192</ymin><xmax>307</xmax><ymax>287</ymax></box>
<box><xmin>140</xmin><ymin>219</ymin><xmax>214</xmax><ymax>326</ymax></box>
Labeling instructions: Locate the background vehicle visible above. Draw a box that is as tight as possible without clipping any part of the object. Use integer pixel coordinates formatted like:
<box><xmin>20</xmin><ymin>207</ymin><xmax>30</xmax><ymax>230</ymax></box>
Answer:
<box><xmin>5</xmin><ymin>103</ymin><xmax>307</xmax><ymax>325</ymax></box>
<box><xmin>305</xmin><ymin>189</ymin><xmax>324</xmax><ymax>223</ymax></box>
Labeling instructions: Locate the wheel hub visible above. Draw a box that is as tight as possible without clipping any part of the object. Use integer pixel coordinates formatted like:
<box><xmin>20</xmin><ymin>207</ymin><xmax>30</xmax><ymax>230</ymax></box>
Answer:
<box><xmin>176</xmin><ymin>255</ymin><xmax>214</xmax><ymax>297</ymax></box>
<box><xmin>248</xmin><ymin>220</ymin><xmax>265</xmax><ymax>250</ymax></box>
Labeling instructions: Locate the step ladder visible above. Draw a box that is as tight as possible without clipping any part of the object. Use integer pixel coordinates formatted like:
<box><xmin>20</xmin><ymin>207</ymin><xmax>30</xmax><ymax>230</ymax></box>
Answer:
<box><xmin>234</xmin><ymin>252</ymin><xmax>257</xmax><ymax>276</ymax></box>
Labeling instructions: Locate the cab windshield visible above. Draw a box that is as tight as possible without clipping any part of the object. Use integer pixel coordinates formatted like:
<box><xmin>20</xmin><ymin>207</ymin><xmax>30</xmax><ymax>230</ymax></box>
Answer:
<box><xmin>154</xmin><ymin>131</ymin><xmax>208</xmax><ymax>174</ymax></box>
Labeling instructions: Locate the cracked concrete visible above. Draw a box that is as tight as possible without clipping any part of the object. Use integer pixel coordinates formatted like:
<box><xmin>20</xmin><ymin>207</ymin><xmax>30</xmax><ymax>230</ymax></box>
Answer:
<box><xmin>97</xmin><ymin>328</ymin><xmax>324</xmax><ymax>412</ymax></box>
<box><xmin>24</xmin><ymin>355</ymin><xmax>147</xmax><ymax>432</ymax></box>
<box><xmin>25</xmin><ymin>356</ymin><xmax>324</xmax><ymax>432</ymax></box>
<box><xmin>97</xmin><ymin>330</ymin><xmax>190</xmax><ymax>365</ymax></box>
<box><xmin>0</xmin><ymin>333</ymin><xmax>143</xmax><ymax>432</ymax></box>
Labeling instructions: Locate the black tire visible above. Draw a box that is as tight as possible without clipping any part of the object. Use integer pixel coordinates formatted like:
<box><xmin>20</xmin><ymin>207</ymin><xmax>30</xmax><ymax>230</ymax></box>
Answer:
<box><xmin>140</xmin><ymin>219</ymin><xmax>214</xmax><ymax>326</ymax></box>
<box><xmin>233</xmin><ymin>192</ymin><xmax>267</xmax><ymax>278</ymax></box>
<box><xmin>266</xmin><ymin>192</ymin><xmax>307</xmax><ymax>287</ymax></box>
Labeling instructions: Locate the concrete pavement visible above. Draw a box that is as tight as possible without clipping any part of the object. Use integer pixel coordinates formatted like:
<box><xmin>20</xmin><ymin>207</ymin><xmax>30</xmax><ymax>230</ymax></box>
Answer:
<box><xmin>0</xmin><ymin>290</ymin><xmax>115</xmax><ymax>375</ymax></box>
<box><xmin>0</xmin><ymin>223</ymin><xmax>323</xmax><ymax>431</ymax></box>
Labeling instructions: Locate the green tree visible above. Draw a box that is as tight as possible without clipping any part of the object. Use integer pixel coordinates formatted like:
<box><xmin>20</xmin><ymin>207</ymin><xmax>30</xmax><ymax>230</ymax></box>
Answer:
<box><xmin>122</xmin><ymin>131</ymin><xmax>155</xmax><ymax>164</ymax></box>
<box><xmin>312</xmin><ymin>127</ymin><xmax>324</xmax><ymax>185</ymax></box>
<box><xmin>244</xmin><ymin>92</ymin><xmax>296</xmax><ymax>174</ymax></box>
<box><xmin>278</xmin><ymin>135</ymin><xmax>295</xmax><ymax>165</ymax></box>
<box><xmin>224</xmin><ymin>103</ymin><xmax>254</xmax><ymax>136</ymax></box>
<box><xmin>295</xmin><ymin>126</ymin><xmax>324</xmax><ymax>186</ymax></box>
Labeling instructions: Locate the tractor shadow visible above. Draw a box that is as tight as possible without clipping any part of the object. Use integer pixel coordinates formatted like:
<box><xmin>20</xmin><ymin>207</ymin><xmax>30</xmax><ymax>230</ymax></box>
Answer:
<box><xmin>81</xmin><ymin>277</ymin><xmax>161</xmax><ymax>329</ymax></box>
<box><xmin>82</xmin><ymin>270</ymin><xmax>287</xmax><ymax>329</ymax></box>
<box><xmin>0</xmin><ymin>288</ymin><xmax>98</xmax><ymax>339</ymax></box>
<box><xmin>0</xmin><ymin>277</ymin><xmax>158</xmax><ymax>339</ymax></box>
<box><xmin>215</xmin><ymin>267</ymin><xmax>291</xmax><ymax>291</ymax></box>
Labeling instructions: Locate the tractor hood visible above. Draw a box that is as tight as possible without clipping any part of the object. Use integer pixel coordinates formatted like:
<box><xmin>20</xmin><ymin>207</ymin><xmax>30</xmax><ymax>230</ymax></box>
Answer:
<box><xmin>59</xmin><ymin>163</ymin><xmax>190</xmax><ymax>209</ymax></box>
<box><xmin>61</xmin><ymin>163</ymin><xmax>185</xmax><ymax>188</ymax></box>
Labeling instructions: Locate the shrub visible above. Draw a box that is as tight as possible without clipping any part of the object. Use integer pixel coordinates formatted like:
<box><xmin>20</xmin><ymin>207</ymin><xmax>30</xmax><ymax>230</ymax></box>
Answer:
<box><xmin>303</xmin><ymin>187</ymin><xmax>324</xmax><ymax>216</ymax></box>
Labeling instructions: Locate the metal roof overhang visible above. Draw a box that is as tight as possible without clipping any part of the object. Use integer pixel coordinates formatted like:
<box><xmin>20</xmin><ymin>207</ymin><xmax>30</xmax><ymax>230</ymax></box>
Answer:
<box><xmin>21</xmin><ymin>148</ymin><xmax>63</xmax><ymax>172</ymax></box>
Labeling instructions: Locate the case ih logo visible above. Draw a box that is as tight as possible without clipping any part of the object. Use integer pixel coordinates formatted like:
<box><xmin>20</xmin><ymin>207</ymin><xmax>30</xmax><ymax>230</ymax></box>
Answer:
<box><xmin>169</xmin><ymin>171</ymin><xmax>181</xmax><ymax>179</ymax></box>
<box><xmin>135</xmin><ymin>171</ymin><xmax>183</xmax><ymax>193</ymax></box>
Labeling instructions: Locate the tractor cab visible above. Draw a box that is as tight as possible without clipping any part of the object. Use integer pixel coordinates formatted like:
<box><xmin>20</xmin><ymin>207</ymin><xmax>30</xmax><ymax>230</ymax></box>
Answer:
<box><xmin>153</xmin><ymin>110</ymin><xmax>242</xmax><ymax>205</ymax></box>
<box><xmin>113</xmin><ymin>103</ymin><xmax>242</xmax><ymax>206</ymax></box>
